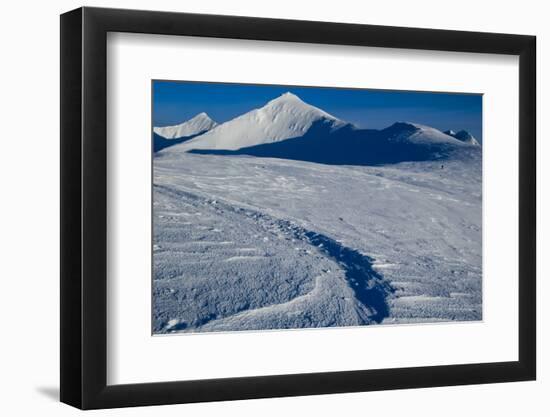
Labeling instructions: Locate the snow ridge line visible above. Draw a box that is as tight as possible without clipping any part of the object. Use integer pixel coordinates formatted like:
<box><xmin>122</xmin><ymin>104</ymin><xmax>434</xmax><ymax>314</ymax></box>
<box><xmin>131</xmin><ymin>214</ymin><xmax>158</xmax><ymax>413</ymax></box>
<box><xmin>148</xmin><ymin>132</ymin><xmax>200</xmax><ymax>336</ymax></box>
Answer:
<box><xmin>154</xmin><ymin>184</ymin><xmax>394</xmax><ymax>326</ymax></box>
<box><xmin>301</xmin><ymin>231</ymin><xmax>394</xmax><ymax>323</ymax></box>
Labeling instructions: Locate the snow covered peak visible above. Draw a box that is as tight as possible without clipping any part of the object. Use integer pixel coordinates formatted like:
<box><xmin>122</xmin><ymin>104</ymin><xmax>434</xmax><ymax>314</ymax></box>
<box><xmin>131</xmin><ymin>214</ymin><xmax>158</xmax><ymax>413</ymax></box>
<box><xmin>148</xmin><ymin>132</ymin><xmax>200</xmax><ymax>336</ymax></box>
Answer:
<box><xmin>262</xmin><ymin>92</ymin><xmax>340</xmax><ymax>122</ymax></box>
<box><xmin>444</xmin><ymin>129</ymin><xmax>480</xmax><ymax>146</ymax></box>
<box><xmin>383</xmin><ymin>122</ymin><xmax>470</xmax><ymax>146</ymax></box>
<box><xmin>173</xmin><ymin>93</ymin><xmax>348</xmax><ymax>151</ymax></box>
<box><xmin>453</xmin><ymin>130</ymin><xmax>480</xmax><ymax>146</ymax></box>
<box><xmin>154</xmin><ymin>113</ymin><xmax>218</xmax><ymax>139</ymax></box>
<box><xmin>269</xmin><ymin>91</ymin><xmax>301</xmax><ymax>102</ymax></box>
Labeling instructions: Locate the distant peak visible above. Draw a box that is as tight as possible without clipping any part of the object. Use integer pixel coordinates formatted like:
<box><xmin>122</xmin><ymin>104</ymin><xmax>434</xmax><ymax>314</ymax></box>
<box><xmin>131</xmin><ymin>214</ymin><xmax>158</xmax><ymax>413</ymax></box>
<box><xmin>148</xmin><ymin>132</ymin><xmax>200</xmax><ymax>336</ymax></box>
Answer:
<box><xmin>193</xmin><ymin>112</ymin><xmax>214</xmax><ymax>121</ymax></box>
<box><xmin>280</xmin><ymin>91</ymin><xmax>300</xmax><ymax>99</ymax></box>
<box><xmin>264</xmin><ymin>92</ymin><xmax>344</xmax><ymax>125</ymax></box>
<box><xmin>268</xmin><ymin>92</ymin><xmax>304</xmax><ymax>104</ymax></box>
<box><xmin>153</xmin><ymin>111</ymin><xmax>217</xmax><ymax>139</ymax></box>
<box><xmin>444</xmin><ymin>129</ymin><xmax>475</xmax><ymax>140</ymax></box>
<box><xmin>454</xmin><ymin>130</ymin><xmax>473</xmax><ymax>140</ymax></box>
<box><xmin>453</xmin><ymin>130</ymin><xmax>480</xmax><ymax>146</ymax></box>
<box><xmin>387</xmin><ymin>122</ymin><xmax>421</xmax><ymax>131</ymax></box>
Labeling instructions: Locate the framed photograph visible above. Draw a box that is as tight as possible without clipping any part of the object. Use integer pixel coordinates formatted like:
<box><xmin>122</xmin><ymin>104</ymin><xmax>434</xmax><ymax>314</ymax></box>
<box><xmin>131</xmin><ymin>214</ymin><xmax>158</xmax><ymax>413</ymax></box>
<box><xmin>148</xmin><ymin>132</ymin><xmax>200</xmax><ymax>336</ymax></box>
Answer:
<box><xmin>60</xmin><ymin>7</ymin><xmax>536</xmax><ymax>409</ymax></box>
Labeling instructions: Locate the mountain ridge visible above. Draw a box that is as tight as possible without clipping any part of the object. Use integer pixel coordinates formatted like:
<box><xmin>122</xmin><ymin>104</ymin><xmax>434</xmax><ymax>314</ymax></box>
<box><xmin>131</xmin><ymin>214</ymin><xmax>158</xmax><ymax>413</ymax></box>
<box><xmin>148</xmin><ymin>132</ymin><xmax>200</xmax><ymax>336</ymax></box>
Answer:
<box><xmin>154</xmin><ymin>112</ymin><xmax>218</xmax><ymax>139</ymax></box>
<box><xmin>171</xmin><ymin>92</ymin><xmax>349</xmax><ymax>152</ymax></box>
<box><xmin>157</xmin><ymin>92</ymin><xmax>480</xmax><ymax>166</ymax></box>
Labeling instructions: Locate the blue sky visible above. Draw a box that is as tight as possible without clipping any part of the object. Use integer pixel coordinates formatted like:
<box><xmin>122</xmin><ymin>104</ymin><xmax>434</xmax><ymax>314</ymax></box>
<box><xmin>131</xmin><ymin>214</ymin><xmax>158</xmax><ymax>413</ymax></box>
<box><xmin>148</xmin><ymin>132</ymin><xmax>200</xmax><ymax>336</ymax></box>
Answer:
<box><xmin>153</xmin><ymin>81</ymin><xmax>483</xmax><ymax>142</ymax></box>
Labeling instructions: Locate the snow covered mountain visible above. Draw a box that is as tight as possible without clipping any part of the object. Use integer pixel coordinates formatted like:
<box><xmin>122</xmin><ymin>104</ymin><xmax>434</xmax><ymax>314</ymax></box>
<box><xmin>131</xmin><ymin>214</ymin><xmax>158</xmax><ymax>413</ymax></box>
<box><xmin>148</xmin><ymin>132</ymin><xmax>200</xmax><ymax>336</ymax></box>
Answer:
<box><xmin>175</xmin><ymin>92</ymin><xmax>349</xmax><ymax>152</ymax></box>
<box><xmin>444</xmin><ymin>129</ymin><xmax>480</xmax><ymax>146</ymax></box>
<box><xmin>154</xmin><ymin>112</ymin><xmax>218</xmax><ymax>139</ymax></box>
<box><xmin>158</xmin><ymin>93</ymin><xmax>480</xmax><ymax>166</ymax></box>
<box><xmin>384</xmin><ymin>122</ymin><xmax>470</xmax><ymax>146</ymax></box>
<box><xmin>152</xmin><ymin>93</ymin><xmax>482</xmax><ymax>333</ymax></box>
<box><xmin>453</xmin><ymin>130</ymin><xmax>480</xmax><ymax>146</ymax></box>
<box><xmin>189</xmin><ymin>119</ymin><xmax>479</xmax><ymax>166</ymax></box>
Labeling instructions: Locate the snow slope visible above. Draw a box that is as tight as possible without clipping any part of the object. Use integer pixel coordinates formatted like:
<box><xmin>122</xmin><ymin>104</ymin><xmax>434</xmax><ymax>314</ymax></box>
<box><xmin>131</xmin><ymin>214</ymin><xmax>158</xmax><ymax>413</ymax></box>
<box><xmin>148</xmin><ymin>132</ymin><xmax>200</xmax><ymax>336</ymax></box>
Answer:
<box><xmin>190</xmin><ymin>120</ymin><xmax>480</xmax><ymax>166</ymax></box>
<box><xmin>444</xmin><ymin>129</ymin><xmax>480</xmax><ymax>146</ymax></box>
<box><xmin>153</xmin><ymin>112</ymin><xmax>218</xmax><ymax>139</ymax></box>
<box><xmin>172</xmin><ymin>92</ymin><xmax>349</xmax><ymax>152</ymax></box>
<box><xmin>453</xmin><ymin>130</ymin><xmax>481</xmax><ymax>146</ymax></box>
<box><xmin>153</xmin><ymin>151</ymin><xmax>482</xmax><ymax>333</ymax></box>
<box><xmin>383</xmin><ymin>122</ymin><xmax>470</xmax><ymax>146</ymax></box>
<box><xmin>152</xmin><ymin>92</ymin><xmax>482</xmax><ymax>333</ymax></box>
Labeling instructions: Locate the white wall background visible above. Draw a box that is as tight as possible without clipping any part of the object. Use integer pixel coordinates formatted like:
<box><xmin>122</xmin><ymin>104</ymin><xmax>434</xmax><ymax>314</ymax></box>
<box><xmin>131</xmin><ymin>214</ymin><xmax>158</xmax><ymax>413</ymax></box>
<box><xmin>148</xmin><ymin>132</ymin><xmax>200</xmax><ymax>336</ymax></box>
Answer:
<box><xmin>0</xmin><ymin>0</ymin><xmax>545</xmax><ymax>415</ymax></box>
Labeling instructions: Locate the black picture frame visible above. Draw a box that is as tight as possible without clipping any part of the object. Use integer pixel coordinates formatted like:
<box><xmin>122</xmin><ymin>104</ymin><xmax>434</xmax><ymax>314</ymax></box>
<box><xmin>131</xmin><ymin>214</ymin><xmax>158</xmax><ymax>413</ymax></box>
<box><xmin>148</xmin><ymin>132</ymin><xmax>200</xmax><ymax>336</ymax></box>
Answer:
<box><xmin>60</xmin><ymin>6</ymin><xmax>536</xmax><ymax>410</ymax></box>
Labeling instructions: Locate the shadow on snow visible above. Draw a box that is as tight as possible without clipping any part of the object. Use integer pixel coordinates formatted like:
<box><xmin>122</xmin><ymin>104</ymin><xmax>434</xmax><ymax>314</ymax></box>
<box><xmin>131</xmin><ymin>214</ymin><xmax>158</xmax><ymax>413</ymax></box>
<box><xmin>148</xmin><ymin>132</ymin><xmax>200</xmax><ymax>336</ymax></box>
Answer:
<box><xmin>302</xmin><ymin>230</ymin><xmax>394</xmax><ymax>323</ymax></box>
<box><xmin>154</xmin><ymin>185</ymin><xmax>394</xmax><ymax>328</ymax></box>
<box><xmin>154</xmin><ymin>131</ymin><xmax>207</xmax><ymax>152</ymax></box>
<box><xmin>190</xmin><ymin>120</ymin><xmax>471</xmax><ymax>166</ymax></box>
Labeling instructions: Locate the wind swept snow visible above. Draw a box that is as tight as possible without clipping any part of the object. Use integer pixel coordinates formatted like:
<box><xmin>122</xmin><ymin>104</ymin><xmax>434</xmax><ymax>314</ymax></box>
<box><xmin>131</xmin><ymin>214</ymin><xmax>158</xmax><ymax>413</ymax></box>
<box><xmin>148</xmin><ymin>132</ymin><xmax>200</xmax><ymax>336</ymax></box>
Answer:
<box><xmin>153</xmin><ymin>152</ymin><xmax>482</xmax><ymax>333</ymax></box>
<box><xmin>152</xmin><ymin>91</ymin><xmax>482</xmax><ymax>334</ymax></box>
<box><xmin>152</xmin><ymin>183</ymin><xmax>388</xmax><ymax>332</ymax></box>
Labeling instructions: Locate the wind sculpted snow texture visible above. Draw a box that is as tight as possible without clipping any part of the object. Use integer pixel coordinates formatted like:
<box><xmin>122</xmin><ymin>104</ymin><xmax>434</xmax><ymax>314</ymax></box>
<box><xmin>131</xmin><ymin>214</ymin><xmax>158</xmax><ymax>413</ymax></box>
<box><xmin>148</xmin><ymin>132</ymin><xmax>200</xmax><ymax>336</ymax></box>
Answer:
<box><xmin>152</xmin><ymin>91</ymin><xmax>482</xmax><ymax>334</ymax></box>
